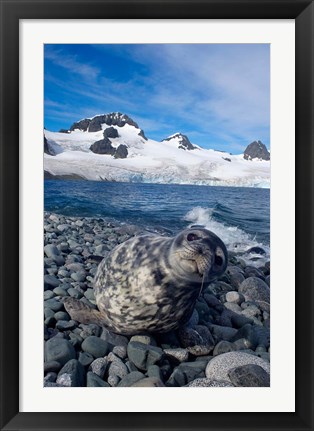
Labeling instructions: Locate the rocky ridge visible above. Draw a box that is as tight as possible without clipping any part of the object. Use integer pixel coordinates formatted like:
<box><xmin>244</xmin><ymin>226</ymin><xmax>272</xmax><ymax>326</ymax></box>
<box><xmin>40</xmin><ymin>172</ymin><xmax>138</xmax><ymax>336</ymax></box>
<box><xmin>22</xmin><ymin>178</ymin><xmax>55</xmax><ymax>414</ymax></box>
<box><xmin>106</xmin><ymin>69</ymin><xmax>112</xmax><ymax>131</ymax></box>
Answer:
<box><xmin>162</xmin><ymin>133</ymin><xmax>197</xmax><ymax>151</ymax></box>
<box><xmin>69</xmin><ymin>112</ymin><xmax>147</xmax><ymax>140</ymax></box>
<box><xmin>244</xmin><ymin>141</ymin><xmax>270</xmax><ymax>161</ymax></box>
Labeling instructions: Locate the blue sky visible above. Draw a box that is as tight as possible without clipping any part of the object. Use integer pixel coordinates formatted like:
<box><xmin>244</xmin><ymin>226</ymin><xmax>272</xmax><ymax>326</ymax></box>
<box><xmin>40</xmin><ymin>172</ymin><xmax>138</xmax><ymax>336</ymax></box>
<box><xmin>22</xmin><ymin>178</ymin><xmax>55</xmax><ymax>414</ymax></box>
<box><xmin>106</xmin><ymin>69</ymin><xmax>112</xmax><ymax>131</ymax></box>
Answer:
<box><xmin>44</xmin><ymin>44</ymin><xmax>270</xmax><ymax>154</ymax></box>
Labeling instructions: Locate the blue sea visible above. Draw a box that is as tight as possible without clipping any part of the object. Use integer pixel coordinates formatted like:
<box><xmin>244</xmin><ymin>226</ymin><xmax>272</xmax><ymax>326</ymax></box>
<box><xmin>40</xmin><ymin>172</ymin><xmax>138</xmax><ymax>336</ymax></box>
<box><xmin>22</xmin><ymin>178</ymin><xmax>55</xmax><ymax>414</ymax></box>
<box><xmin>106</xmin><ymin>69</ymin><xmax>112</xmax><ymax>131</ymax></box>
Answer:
<box><xmin>44</xmin><ymin>180</ymin><xmax>270</xmax><ymax>261</ymax></box>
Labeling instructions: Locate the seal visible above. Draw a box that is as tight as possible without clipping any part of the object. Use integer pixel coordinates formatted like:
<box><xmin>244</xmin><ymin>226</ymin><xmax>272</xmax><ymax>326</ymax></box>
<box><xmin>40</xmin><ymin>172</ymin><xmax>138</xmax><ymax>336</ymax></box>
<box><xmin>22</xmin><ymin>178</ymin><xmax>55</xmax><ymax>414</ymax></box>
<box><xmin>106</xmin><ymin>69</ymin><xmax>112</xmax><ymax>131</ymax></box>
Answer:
<box><xmin>64</xmin><ymin>227</ymin><xmax>228</xmax><ymax>335</ymax></box>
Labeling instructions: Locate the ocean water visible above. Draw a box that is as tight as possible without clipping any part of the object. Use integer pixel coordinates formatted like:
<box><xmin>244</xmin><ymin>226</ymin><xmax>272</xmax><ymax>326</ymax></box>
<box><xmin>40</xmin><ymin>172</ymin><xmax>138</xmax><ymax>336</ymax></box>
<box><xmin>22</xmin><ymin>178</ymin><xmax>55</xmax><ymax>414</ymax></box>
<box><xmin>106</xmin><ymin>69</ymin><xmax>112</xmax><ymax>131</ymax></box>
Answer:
<box><xmin>44</xmin><ymin>180</ymin><xmax>270</xmax><ymax>261</ymax></box>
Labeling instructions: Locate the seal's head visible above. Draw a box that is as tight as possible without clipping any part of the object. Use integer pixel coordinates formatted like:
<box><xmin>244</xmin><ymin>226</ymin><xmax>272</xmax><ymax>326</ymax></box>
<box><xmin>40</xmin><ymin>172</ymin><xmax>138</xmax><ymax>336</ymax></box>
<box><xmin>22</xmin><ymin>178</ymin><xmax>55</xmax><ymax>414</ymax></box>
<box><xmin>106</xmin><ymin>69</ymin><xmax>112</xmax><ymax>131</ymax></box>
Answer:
<box><xmin>169</xmin><ymin>228</ymin><xmax>228</xmax><ymax>283</ymax></box>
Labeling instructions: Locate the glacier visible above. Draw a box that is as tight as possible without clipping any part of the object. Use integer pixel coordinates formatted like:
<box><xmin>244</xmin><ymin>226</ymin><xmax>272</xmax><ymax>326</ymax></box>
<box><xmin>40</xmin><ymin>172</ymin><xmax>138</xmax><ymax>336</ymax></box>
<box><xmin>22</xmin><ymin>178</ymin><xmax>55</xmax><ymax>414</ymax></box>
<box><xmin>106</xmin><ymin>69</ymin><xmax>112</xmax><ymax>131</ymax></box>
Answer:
<box><xmin>44</xmin><ymin>115</ymin><xmax>270</xmax><ymax>188</ymax></box>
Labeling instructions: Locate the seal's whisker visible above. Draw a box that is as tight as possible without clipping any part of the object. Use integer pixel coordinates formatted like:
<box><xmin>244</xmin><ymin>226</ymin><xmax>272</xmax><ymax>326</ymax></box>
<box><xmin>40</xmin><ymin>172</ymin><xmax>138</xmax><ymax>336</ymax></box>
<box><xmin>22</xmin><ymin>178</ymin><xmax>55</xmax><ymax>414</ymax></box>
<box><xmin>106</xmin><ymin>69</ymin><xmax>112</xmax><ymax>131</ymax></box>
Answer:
<box><xmin>198</xmin><ymin>272</ymin><xmax>206</xmax><ymax>297</ymax></box>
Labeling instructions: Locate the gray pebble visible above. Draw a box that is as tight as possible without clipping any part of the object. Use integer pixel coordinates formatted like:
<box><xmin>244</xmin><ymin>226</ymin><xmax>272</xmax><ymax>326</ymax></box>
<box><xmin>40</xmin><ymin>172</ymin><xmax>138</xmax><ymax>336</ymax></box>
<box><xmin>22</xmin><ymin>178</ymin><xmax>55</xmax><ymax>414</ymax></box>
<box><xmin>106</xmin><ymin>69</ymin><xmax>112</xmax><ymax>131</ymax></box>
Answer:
<box><xmin>224</xmin><ymin>302</ymin><xmax>242</xmax><ymax>313</ymax></box>
<box><xmin>130</xmin><ymin>335</ymin><xmax>157</xmax><ymax>346</ymax></box>
<box><xmin>57</xmin><ymin>224</ymin><xmax>70</xmax><ymax>232</ymax></box>
<box><xmin>228</xmin><ymin>364</ymin><xmax>270</xmax><ymax>387</ymax></box>
<box><xmin>164</xmin><ymin>348</ymin><xmax>189</xmax><ymax>363</ymax></box>
<box><xmin>44</xmin><ymin>298</ymin><xmax>64</xmax><ymax>312</ymax></box>
<box><xmin>80</xmin><ymin>324</ymin><xmax>101</xmax><ymax>338</ymax></box>
<box><xmin>213</xmin><ymin>340</ymin><xmax>236</xmax><ymax>356</ymax></box>
<box><xmin>112</xmin><ymin>345</ymin><xmax>127</xmax><ymax>359</ymax></box>
<box><xmin>44</xmin><ymin>244</ymin><xmax>60</xmax><ymax>258</ymax></box>
<box><xmin>127</xmin><ymin>342</ymin><xmax>164</xmax><ymax>371</ymax></box>
<box><xmin>67</xmin><ymin>287</ymin><xmax>83</xmax><ymax>299</ymax></box>
<box><xmin>147</xmin><ymin>365</ymin><xmax>163</xmax><ymax>381</ymax></box>
<box><xmin>54</xmin><ymin>311</ymin><xmax>70</xmax><ymax>321</ymax></box>
<box><xmin>226</xmin><ymin>291</ymin><xmax>244</xmax><ymax>304</ymax></box>
<box><xmin>90</xmin><ymin>357</ymin><xmax>108</xmax><ymax>378</ymax></box>
<box><xmin>177</xmin><ymin>325</ymin><xmax>214</xmax><ymax>356</ymax></box>
<box><xmin>208</xmin><ymin>324</ymin><xmax>238</xmax><ymax>342</ymax></box>
<box><xmin>84</xmin><ymin>288</ymin><xmax>95</xmax><ymax>301</ymax></box>
<box><xmin>107</xmin><ymin>375</ymin><xmax>121</xmax><ymax>387</ymax></box>
<box><xmin>81</xmin><ymin>336</ymin><xmax>109</xmax><ymax>358</ymax></box>
<box><xmin>44</xmin><ymin>291</ymin><xmax>55</xmax><ymax>300</ymax></box>
<box><xmin>78</xmin><ymin>352</ymin><xmax>94</xmax><ymax>367</ymax></box>
<box><xmin>228</xmin><ymin>272</ymin><xmax>245</xmax><ymax>289</ymax></box>
<box><xmin>118</xmin><ymin>371</ymin><xmax>146</xmax><ymax>387</ymax></box>
<box><xmin>53</xmin><ymin>286</ymin><xmax>68</xmax><ymax>297</ymax></box>
<box><xmin>44</xmin><ymin>360</ymin><xmax>62</xmax><ymax>373</ymax></box>
<box><xmin>56</xmin><ymin>320</ymin><xmax>76</xmax><ymax>331</ymax></box>
<box><xmin>71</xmin><ymin>271</ymin><xmax>86</xmax><ymax>283</ymax></box>
<box><xmin>131</xmin><ymin>377</ymin><xmax>165</xmax><ymax>387</ymax></box>
<box><xmin>69</xmin><ymin>332</ymin><xmax>83</xmax><ymax>348</ymax></box>
<box><xmin>107</xmin><ymin>355</ymin><xmax>128</xmax><ymax>379</ymax></box>
<box><xmin>57</xmin><ymin>359</ymin><xmax>86</xmax><ymax>387</ymax></box>
<box><xmin>44</xmin><ymin>275</ymin><xmax>60</xmax><ymax>289</ymax></box>
<box><xmin>45</xmin><ymin>338</ymin><xmax>76</xmax><ymax>366</ymax></box>
<box><xmin>86</xmin><ymin>372</ymin><xmax>110</xmax><ymax>387</ymax></box>
<box><xmin>44</xmin><ymin>372</ymin><xmax>57</xmax><ymax>383</ymax></box>
<box><xmin>239</xmin><ymin>277</ymin><xmax>270</xmax><ymax>305</ymax></box>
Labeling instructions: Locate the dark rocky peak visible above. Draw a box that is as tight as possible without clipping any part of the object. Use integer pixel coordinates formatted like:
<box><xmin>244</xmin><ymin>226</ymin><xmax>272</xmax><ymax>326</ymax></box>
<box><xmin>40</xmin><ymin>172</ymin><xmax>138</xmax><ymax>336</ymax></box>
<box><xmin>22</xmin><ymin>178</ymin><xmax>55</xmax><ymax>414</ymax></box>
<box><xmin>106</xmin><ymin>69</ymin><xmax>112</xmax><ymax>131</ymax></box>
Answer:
<box><xmin>244</xmin><ymin>141</ymin><xmax>270</xmax><ymax>161</ymax></box>
<box><xmin>69</xmin><ymin>118</ymin><xmax>91</xmax><ymax>132</ymax></box>
<box><xmin>44</xmin><ymin>135</ymin><xmax>55</xmax><ymax>156</ymax></box>
<box><xmin>69</xmin><ymin>112</ymin><xmax>147</xmax><ymax>140</ymax></box>
<box><xmin>162</xmin><ymin>133</ymin><xmax>196</xmax><ymax>150</ymax></box>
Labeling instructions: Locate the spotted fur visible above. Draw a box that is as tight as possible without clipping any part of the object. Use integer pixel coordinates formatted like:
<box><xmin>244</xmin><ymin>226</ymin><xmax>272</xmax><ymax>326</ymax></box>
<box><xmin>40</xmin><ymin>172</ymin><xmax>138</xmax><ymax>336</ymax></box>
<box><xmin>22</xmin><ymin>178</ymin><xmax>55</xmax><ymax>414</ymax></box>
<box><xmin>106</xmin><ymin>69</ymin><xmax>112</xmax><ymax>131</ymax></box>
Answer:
<box><xmin>64</xmin><ymin>228</ymin><xmax>228</xmax><ymax>335</ymax></box>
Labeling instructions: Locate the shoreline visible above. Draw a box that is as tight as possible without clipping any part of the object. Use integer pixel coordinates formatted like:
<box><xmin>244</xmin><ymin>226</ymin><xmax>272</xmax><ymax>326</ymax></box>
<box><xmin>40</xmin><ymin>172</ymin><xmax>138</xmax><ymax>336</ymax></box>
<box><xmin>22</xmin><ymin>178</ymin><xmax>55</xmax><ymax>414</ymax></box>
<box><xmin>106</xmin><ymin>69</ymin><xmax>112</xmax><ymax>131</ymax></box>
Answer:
<box><xmin>44</xmin><ymin>212</ymin><xmax>270</xmax><ymax>388</ymax></box>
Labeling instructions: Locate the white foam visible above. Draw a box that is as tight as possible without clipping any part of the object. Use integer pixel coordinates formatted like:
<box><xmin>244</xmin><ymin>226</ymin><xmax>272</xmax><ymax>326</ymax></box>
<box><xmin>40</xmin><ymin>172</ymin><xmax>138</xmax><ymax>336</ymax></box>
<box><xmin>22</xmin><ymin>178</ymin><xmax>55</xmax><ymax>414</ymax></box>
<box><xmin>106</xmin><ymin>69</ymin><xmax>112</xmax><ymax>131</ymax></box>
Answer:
<box><xmin>183</xmin><ymin>206</ymin><xmax>270</xmax><ymax>266</ymax></box>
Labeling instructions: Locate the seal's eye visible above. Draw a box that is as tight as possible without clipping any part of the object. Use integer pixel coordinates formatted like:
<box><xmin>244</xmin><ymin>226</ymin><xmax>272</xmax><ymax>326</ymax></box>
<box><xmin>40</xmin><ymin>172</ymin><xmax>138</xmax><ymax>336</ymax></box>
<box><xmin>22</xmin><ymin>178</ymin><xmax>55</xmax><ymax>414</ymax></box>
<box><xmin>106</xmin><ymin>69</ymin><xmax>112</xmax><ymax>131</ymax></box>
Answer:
<box><xmin>187</xmin><ymin>233</ymin><xmax>200</xmax><ymax>242</ymax></box>
<box><xmin>215</xmin><ymin>255</ymin><xmax>223</xmax><ymax>266</ymax></box>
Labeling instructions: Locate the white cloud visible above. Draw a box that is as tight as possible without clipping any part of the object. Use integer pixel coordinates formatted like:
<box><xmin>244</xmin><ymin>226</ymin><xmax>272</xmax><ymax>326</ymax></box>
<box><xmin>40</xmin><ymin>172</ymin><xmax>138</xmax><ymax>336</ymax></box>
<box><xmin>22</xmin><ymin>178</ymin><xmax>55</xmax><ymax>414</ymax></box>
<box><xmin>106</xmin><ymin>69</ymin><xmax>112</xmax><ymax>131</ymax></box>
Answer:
<box><xmin>45</xmin><ymin>46</ymin><xmax>100</xmax><ymax>80</ymax></box>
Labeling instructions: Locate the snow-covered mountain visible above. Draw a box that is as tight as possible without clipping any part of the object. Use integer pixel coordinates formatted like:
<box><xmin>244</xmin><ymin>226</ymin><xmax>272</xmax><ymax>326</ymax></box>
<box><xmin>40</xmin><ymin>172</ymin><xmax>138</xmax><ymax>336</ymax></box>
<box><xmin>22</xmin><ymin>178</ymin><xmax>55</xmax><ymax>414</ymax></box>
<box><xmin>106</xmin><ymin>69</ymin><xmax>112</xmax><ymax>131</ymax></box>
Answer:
<box><xmin>44</xmin><ymin>112</ymin><xmax>270</xmax><ymax>188</ymax></box>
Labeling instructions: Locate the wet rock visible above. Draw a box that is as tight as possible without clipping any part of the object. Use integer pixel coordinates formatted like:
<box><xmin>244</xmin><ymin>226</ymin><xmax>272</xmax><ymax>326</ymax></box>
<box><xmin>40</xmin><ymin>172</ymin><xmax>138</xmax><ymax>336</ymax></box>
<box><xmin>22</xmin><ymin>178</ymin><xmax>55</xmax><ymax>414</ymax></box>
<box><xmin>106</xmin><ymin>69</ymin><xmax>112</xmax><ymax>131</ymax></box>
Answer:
<box><xmin>127</xmin><ymin>341</ymin><xmax>164</xmax><ymax>371</ymax></box>
<box><xmin>147</xmin><ymin>365</ymin><xmax>163</xmax><ymax>381</ymax></box>
<box><xmin>228</xmin><ymin>364</ymin><xmax>270</xmax><ymax>387</ymax></box>
<box><xmin>78</xmin><ymin>352</ymin><xmax>94</xmax><ymax>367</ymax></box>
<box><xmin>44</xmin><ymin>360</ymin><xmax>62</xmax><ymax>374</ymax></box>
<box><xmin>130</xmin><ymin>335</ymin><xmax>157</xmax><ymax>346</ymax></box>
<box><xmin>45</xmin><ymin>338</ymin><xmax>76</xmax><ymax>366</ymax></box>
<box><xmin>239</xmin><ymin>277</ymin><xmax>270</xmax><ymax>306</ymax></box>
<box><xmin>213</xmin><ymin>340</ymin><xmax>236</xmax><ymax>356</ymax></box>
<box><xmin>118</xmin><ymin>371</ymin><xmax>146</xmax><ymax>387</ymax></box>
<box><xmin>81</xmin><ymin>336</ymin><xmax>109</xmax><ymax>358</ymax></box>
<box><xmin>177</xmin><ymin>325</ymin><xmax>214</xmax><ymax>356</ymax></box>
<box><xmin>164</xmin><ymin>348</ymin><xmax>189</xmax><ymax>363</ymax></box>
<box><xmin>44</xmin><ymin>275</ymin><xmax>60</xmax><ymax>289</ymax></box>
<box><xmin>87</xmin><ymin>372</ymin><xmax>110</xmax><ymax>387</ymax></box>
<box><xmin>131</xmin><ymin>377</ymin><xmax>165</xmax><ymax>387</ymax></box>
<box><xmin>57</xmin><ymin>359</ymin><xmax>86</xmax><ymax>387</ymax></box>
<box><xmin>101</xmin><ymin>327</ymin><xmax>128</xmax><ymax>347</ymax></box>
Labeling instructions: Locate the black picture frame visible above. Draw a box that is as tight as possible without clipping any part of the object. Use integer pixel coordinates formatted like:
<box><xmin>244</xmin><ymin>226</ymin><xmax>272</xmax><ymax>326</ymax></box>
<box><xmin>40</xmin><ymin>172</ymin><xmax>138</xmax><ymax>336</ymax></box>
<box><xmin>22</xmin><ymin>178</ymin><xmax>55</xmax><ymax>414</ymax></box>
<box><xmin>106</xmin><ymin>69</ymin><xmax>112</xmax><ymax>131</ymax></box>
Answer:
<box><xmin>1</xmin><ymin>1</ymin><xmax>313</xmax><ymax>430</ymax></box>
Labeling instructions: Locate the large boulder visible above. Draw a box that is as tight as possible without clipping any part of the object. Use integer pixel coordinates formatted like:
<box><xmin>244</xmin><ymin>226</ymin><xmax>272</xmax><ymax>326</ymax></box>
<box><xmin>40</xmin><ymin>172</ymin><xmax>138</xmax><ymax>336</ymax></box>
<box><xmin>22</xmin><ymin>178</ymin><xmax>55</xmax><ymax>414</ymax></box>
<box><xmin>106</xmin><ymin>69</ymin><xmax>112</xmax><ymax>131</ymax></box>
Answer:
<box><xmin>114</xmin><ymin>144</ymin><xmax>128</xmax><ymax>159</ymax></box>
<box><xmin>103</xmin><ymin>127</ymin><xmax>119</xmax><ymax>139</ymax></box>
<box><xmin>243</xmin><ymin>141</ymin><xmax>270</xmax><ymax>161</ymax></box>
<box><xmin>89</xmin><ymin>137</ymin><xmax>115</xmax><ymax>155</ymax></box>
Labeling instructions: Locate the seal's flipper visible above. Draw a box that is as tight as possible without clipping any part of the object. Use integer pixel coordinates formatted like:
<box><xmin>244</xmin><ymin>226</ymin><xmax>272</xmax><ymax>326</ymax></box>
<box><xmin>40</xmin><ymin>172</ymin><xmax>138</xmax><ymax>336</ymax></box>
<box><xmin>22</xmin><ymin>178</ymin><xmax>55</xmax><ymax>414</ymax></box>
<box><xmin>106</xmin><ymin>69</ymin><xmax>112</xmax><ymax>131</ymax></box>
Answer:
<box><xmin>63</xmin><ymin>297</ymin><xmax>108</xmax><ymax>326</ymax></box>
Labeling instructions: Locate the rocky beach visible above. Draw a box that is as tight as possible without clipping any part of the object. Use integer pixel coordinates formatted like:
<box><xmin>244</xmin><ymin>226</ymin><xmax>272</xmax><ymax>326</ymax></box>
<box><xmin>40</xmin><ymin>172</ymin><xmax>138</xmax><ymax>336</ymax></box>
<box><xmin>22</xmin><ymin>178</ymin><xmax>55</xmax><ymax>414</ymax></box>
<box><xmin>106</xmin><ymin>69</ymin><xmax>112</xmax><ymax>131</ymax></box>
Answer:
<box><xmin>44</xmin><ymin>212</ymin><xmax>270</xmax><ymax>388</ymax></box>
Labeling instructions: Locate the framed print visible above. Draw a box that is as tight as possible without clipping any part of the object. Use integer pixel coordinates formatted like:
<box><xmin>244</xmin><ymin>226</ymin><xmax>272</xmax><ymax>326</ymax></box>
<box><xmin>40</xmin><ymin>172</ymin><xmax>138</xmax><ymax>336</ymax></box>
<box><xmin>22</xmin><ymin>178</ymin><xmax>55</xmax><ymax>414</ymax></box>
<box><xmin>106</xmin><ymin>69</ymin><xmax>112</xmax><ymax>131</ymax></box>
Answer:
<box><xmin>1</xmin><ymin>0</ymin><xmax>313</xmax><ymax>430</ymax></box>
